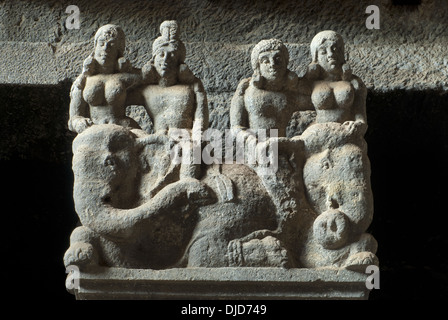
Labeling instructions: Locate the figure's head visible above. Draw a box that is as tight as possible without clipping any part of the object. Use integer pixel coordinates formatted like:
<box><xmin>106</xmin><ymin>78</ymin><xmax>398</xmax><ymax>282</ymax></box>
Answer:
<box><xmin>153</xmin><ymin>45</ymin><xmax>181</xmax><ymax>78</ymax></box>
<box><xmin>151</xmin><ymin>20</ymin><xmax>186</xmax><ymax>78</ymax></box>
<box><xmin>251</xmin><ymin>39</ymin><xmax>289</xmax><ymax>81</ymax></box>
<box><xmin>310</xmin><ymin>30</ymin><xmax>345</xmax><ymax>75</ymax></box>
<box><xmin>93</xmin><ymin>24</ymin><xmax>126</xmax><ymax>71</ymax></box>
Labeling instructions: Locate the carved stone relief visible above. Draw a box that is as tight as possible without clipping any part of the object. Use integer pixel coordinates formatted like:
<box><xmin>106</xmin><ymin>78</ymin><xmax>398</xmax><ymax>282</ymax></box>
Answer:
<box><xmin>64</xmin><ymin>22</ymin><xmax>378</xmax><ymax>283</ymax></box>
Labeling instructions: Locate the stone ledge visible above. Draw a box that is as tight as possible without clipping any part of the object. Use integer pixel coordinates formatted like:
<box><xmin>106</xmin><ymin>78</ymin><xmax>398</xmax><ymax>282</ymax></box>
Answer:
<box><xmin>69</xmin><ymin>267</ymin><xmax>372</xmax><ymax>300</ymax></box>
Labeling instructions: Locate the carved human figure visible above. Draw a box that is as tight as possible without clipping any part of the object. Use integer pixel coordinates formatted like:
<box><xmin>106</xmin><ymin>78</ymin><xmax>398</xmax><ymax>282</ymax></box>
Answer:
<box><xmin>68</xmin><ymin>24</ymin><xmax>142</xmax><ymax>134</ymax></box>
<box><xmin>63</xmin><ymin>124</ymin><xmax>213</xmax><ymax>269</ymax></box>
<box><xmin>228</xmin><ymin>39</ymin><xmax>312</xmax><ymax>267</ymax></box>
<box><xmin>305</xmin><ymin>30</ymin><xmax>367</xmax><ymax>134</ymax></box>
<box><xmin>230</xmin><ymin>38</ymin><xmax>307</xmax><ymax>138</ymax></box>
<box><xmin>299</xmin><ymin>31</ymin><xmax>378</xmax><ymax>270</ymax></box>
<box><xmin>64</xmin><ymin>26</ymin><xmax>378</xmax><ymax>274</ymax></box>
<box><xmin>128</xmin><ymin>21</ymin><xmax>208</xmax><ymax>182</ymax></box>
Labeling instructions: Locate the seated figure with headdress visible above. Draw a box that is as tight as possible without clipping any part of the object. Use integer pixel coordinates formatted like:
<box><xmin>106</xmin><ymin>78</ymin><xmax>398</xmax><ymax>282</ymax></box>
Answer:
<box><xmin>128</xmin><ymin>21</ymin><xmax>208</xmax><ymax>184</ymax></box>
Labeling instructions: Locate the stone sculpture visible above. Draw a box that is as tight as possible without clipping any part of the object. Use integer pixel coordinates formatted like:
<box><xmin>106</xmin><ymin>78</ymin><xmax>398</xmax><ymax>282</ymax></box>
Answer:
<box><xmin>298</xmin><ymin>31</ymin><xmax>378</xmax><ymax>270</ymax></box>
<box><xmin>228</xmin><ymin>38</ymin><xmax>311</xmax><ymax>268</ymax></box>
<box><xmin>67</xmin><ymin>24</ymin><xmax>142</xmax><ymax>134</ymax></box>
<box><xmin>64</xmin><ymin>22</ymin><xmax>212</xmax><ymax>269</ymax></box>
<box><xmin>127</xmin><ymin>20</ymin><xmax>208</xmax><ymax>183</ymax></box>
<box><xmin>64</xmin><ymin>24</ymin><xmax>378</xmax><ymax>295</ymax></box>
<box><xmin>63</xmin><ymin>124</ymin><xmax>213</xmax><ymax>269</ymax></box>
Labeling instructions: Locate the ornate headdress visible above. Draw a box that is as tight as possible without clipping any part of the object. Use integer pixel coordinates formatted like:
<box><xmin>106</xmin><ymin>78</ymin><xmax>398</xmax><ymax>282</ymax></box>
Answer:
<box><xmin>152</xmin><ymin>20</ymin><xmax>186</xmax><ymax>63</ymax></box>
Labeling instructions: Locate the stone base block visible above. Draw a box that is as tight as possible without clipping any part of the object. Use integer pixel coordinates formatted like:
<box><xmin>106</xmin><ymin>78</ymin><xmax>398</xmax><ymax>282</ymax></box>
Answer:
<box><xmin>68</xmin><ymin>267</ymin><xmax>371</xmax><ymax>300</ymax></box>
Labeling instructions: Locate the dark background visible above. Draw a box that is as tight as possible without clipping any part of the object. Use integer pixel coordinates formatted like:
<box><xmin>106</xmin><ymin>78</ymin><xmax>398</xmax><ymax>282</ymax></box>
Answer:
<box><xmin>0</xmin><ymin>82</ymin><xmax>447</xmax><ymax>303</ymax></box>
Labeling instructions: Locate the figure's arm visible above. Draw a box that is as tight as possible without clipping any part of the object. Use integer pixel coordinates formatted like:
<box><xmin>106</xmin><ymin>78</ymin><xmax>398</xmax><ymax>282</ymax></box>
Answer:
<box><xmin>230</xmin><ymin>78</ymin><xmax>250</xmax><ymax>131</ymax></box>
<box><xmin>192</xmin><ymin>79</ymin><xmax>209</xmax><ymax>134</ymax></box>
<box><xmin>230</xmin><ymin>78</ymin><xmax>258</xmax><ymax>153</ymax></box>
<box><xmin>350</xmin><ymin>75</ymin><xmax>368</xmax><ymax>136</ymax></box>
<box><xmin>118</xmin><ymin>57</ymin><xmax>146</xmax><ymax>106</ymax></box>
<box><xmin>68</xmin><ymin>76</ymin><xmax>92</xmax><ymax>134</ymax></box>
<box><xmin>297</xmin><ymin>77</ymin><xmax>314</xmax><ymax>111</ymax></box>
<box><xmin>175</xmin><ymin>64</ymin><xmax>208</xmax><ymax>134</ymax></box>
<box><xmin>351</xmin><ymin>76</ymin><xmax>367</xmax><ymax>124</ymax></box>
<box><xmin>121</xmin><ymin>70</ymin><xmax>144</xmax><ymax>91</ymax></box>
<box><xmin>125</xmin><ymin>84</ymin><xmax>146</xmax><ymax>107</ymax></box>
<box><xmin>125</xmin><ymin>83</ymin><xmax>156</xmax><ymax>135</ymax></box>
<box><xmin>122</xmin><ymin>72</ymin><xmax>143</xmax><ymax>90</ymax></box>
<box><xmin>116</xmin><ymin>57</ymin><xmax>144</xmax><ymax>89</ymax></box>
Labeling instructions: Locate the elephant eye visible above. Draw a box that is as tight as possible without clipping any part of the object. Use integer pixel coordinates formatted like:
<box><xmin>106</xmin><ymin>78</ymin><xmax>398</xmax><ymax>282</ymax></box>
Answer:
<box><xmin>330</xmin><ymin>220</ymin><xmax>338</xmax><ymax>232</ymax></box>
<box><xmin>104</xmin><ymin>155</ymin><xmax>116</xmax><ymax>167</ymax></box>
<box><xmin>322</xmin><ymin>160</ymin><xmax>331</xmax><ymax>169</ymax></box>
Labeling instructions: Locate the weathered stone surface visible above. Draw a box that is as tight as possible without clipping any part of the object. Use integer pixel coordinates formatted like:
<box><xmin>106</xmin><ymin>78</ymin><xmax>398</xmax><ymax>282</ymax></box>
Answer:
<box><xmin>70</xmin><ymin>267</ymin><xmax>372</xmax><ymax>300</ymax></box>
<box><xmin>1</xmin><ymin>0</ymin><xmax>447</xmax><ymax>303</ymax></box>
<box><xmin>1</xmin><ymin>0</ymin><xmax>448</xmax><ymax>92</ymax></box>
<box><xmin>61</xmin><ymin>20</ymin><xmax>378</xmax><ymax>300</ymax></box>
<box><xmin>2</xmin><ymin>0</ymin><xmax>447</xmax><ymax>141</ymax></box>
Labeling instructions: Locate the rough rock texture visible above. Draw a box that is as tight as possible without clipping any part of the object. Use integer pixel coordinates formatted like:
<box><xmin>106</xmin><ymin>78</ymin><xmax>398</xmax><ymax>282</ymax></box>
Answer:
<box><xmin>1</xmin><ymin>0</ymin><xmax>448</xmax><ymax>133</ymax></box>
<box><xmin>58</xmin><ymin>17</ymin><xmax>379</xmax><ymax>301</ymax></box>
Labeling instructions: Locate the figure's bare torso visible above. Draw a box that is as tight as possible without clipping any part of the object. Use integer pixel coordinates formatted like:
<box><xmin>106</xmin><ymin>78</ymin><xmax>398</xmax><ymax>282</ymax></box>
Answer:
<box><xmin>141</xmin><ymin>84</ymin><xmax>195</xmax><ymax>132</ymax></box>
<box><xmin>311</xmin><ymin>80</ymin><xmax>355</xmax><ymax>124</ymax></box>
<box><xmin>244</xmin><ymin>85</ymin><xmax>296</xmax><ymax>137</ymax></box>
<box><xmin>83</xmin><ymin>74</ymin><xmax>130</xmax><ymax>125</ymax></box>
